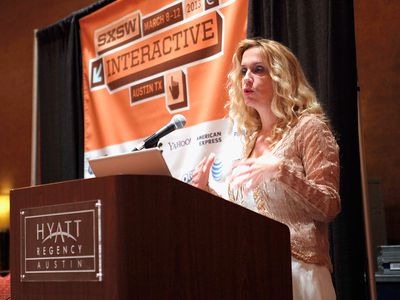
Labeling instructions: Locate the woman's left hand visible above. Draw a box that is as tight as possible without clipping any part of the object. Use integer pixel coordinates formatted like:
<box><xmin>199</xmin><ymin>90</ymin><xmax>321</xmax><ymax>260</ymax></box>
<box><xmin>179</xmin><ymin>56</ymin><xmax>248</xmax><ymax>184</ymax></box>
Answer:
<box><xmin>228</xmin><ymin>151</ymin><xmax>281</xmax><ymax>192</ymax></box>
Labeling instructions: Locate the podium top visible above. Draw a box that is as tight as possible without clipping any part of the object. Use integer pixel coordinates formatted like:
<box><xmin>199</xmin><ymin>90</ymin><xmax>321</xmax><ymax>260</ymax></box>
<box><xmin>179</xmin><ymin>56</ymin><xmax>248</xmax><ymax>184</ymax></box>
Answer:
<box><xmin>88</xmin><ymin>148</ymin><xmax>171</xmax><ymax>177</ymax></box>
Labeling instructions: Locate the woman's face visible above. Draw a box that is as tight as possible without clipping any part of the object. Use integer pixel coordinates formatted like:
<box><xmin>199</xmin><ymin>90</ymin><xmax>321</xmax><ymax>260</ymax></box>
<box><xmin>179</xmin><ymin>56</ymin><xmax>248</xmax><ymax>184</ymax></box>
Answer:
<box><xmin>240</xmin><ymin>47</ymin><xmax>274</xmax><ymax>112</ymax></box>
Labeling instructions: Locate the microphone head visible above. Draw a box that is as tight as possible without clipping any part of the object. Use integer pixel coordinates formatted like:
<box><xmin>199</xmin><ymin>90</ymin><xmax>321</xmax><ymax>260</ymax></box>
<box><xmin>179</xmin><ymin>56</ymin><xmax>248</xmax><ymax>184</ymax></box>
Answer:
<box><xmin>171</xmin><ymin>114</ymin><xmax>186</xmax><ymax>129</ymax></box>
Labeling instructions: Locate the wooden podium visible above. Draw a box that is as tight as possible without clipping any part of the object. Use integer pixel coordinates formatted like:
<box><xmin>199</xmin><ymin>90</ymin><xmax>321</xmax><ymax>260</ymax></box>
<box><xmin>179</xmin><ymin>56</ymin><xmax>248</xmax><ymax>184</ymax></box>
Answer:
<box><xmin>10</xmin><ymin>175</ymin><xmax>292</xmax><ymax>299</ymax></box>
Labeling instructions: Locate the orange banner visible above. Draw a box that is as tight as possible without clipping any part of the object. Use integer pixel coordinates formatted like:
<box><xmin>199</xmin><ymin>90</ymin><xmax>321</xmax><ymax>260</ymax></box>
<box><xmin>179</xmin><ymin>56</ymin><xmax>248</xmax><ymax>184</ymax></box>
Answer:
<box><xmin>80</xmin><ymin>0</ymin><xmax>248</xmax><ymax>175</ymax></box>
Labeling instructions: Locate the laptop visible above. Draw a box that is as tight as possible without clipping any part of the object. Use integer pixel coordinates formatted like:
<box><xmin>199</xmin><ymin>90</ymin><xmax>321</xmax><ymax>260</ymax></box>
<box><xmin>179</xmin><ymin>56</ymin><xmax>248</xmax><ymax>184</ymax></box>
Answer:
<box><xmin>88</xmin><ymin>148</ymin><xmax>171</xmax><ymax>177</ymax></box>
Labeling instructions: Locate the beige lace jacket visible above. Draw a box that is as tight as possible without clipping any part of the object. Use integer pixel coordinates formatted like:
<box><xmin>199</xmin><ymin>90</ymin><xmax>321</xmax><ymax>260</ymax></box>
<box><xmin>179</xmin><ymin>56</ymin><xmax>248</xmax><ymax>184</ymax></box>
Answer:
<box><xmin>228</xmin><ymin>115</ymin><xmax>341</xmax><ymax>272</ymax></box>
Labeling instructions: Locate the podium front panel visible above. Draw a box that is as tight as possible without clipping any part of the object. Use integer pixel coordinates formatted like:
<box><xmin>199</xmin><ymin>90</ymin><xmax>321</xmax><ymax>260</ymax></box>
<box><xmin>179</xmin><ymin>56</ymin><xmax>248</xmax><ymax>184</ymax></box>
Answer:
<box><xmin>11</xmin><ymin>175</ymin><xmax>292</xmax><ymax>299</ymax></box>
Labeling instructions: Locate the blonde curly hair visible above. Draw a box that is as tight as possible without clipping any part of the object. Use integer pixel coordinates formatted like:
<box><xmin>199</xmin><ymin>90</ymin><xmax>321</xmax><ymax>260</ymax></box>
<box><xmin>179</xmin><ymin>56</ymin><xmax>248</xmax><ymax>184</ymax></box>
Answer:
<box><xmin>226</xmin><ymin>38</ymin><xmax>326</xmax><ymax>156</ymax></box>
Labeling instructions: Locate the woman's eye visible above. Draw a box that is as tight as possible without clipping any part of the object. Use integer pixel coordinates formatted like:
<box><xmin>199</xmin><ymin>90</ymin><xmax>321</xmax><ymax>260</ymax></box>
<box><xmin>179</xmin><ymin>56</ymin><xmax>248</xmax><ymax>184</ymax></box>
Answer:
<box><xmin>240</xmin><ymin>68</ymin><xmax>247</xmax><ymax>75</ymax></box>
<box><xmin>254</xmin><ymin>66</ymin><xmax>265</xmax><ymax>74</ymax></box>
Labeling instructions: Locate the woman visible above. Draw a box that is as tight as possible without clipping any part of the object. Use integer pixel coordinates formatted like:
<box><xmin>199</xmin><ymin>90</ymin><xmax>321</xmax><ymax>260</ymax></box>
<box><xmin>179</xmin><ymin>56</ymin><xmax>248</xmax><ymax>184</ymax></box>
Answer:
<box><xmin>191</xmin><ymin>38</ymin><xmax>340</xmax><ymax>300</ymax></box>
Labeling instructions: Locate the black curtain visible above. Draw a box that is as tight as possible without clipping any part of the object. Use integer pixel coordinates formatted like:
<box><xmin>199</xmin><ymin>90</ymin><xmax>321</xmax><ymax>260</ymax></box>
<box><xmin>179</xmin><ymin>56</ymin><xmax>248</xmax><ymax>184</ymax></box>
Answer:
<box><xmin>248</xmin><ymin>1</ymin><xmax>367</xmax><ymax>299</ymax></box>
<box><xmin>36</xmin><ymin>0</ymin><xmax>115</xmax><ymax>184</ymax></box>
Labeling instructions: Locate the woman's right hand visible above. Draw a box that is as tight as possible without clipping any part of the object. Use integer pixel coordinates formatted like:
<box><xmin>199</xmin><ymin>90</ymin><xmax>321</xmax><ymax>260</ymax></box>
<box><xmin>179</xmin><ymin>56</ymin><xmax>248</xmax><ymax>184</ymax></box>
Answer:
<box><xmin>227</xmin><ymin>151</ymin><xmax>280</xmax><ymax>193</ymax></box>
<box><xmin>191</xmin><ymin>153</ymin><xmax>215</xmax><ymax>191</ymax></box>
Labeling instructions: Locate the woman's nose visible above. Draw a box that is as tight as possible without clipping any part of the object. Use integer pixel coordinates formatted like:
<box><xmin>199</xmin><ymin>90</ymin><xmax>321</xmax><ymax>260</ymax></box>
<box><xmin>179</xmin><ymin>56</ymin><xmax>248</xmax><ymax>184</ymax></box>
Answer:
<box><xmin>243</xmin><ymin>71</ymin><xmax>253</xmax><ymax>85</ymax></box>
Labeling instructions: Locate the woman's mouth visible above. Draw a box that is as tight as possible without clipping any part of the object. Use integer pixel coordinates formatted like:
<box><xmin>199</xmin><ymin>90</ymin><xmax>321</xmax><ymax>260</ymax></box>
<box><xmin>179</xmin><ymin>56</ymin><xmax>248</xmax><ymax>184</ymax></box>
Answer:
<box><xmin>243</xmin><ymin>87</ymin><xmax>254</xmax><ymax>95</ymax></box>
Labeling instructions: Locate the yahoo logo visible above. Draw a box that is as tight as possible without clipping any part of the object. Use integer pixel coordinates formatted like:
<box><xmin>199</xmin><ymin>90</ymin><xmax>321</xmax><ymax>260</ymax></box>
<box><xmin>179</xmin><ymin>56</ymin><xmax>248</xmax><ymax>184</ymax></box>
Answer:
<box><xmin>167</xmin><ymin>137</ymin><xmax>191</xmax><ymax>151</ymax></box>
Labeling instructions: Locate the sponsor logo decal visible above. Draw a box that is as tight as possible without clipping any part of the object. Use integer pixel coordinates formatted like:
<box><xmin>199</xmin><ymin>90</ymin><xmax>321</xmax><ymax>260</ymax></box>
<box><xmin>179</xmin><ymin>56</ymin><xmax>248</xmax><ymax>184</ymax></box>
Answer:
<box><xmin>181</xmin><ymin>170</ymin><xmax>194</xmax><ymax>183</ymax></box>
<box><xmin>197</xmin><ymin>131</ymin><xmax>222</xmax><ymax>146</ymax></box>
<box><xmin>211</xmin><ymin>158</ymin><xmax>223</xmax><ymax>181</ymax></box>
<box><xmin>167</xmin><ymin>137</ymin><xmax>192</xmax><ymax>151</ymax></box>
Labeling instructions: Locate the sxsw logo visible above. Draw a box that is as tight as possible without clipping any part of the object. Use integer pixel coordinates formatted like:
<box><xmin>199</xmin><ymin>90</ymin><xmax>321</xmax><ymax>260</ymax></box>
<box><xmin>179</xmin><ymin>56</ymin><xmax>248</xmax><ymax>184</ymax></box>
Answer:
<box><xmin>90</xmin><ymin>58</ymin><xmax>105</xmax><ymax>88</ymax></box>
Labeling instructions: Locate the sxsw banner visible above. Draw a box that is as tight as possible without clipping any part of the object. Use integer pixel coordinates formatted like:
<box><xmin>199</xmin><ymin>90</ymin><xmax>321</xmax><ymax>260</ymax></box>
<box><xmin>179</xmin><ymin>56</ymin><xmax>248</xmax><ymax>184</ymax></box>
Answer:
<box><xmin>80</xmin><ymin>0</ymin><xmax>248</xmax><ymax>195</ymax></box>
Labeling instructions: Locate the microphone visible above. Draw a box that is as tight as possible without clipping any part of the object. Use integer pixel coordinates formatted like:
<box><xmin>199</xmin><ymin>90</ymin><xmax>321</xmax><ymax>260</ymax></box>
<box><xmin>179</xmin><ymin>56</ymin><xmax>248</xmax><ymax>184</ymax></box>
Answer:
<box><xmin>133</xmin><ymin>114</ymin><xmax>186</xmax><ymax>151</ymax></box>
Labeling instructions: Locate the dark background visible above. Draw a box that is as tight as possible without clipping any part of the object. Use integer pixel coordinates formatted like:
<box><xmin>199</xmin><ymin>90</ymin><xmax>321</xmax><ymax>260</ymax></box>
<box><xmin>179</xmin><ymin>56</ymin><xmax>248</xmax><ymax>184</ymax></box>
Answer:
<box><xmin>0</xmin><ymin>0</ymin><xmax>399</xmax><ymax>298</ymax></box>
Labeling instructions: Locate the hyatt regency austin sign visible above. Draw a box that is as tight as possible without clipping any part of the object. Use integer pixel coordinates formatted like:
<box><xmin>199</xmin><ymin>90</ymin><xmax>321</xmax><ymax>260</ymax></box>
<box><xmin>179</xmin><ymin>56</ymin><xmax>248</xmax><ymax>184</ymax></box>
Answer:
<box><xmin>20</xmin><ymin>200</ymin><xmax>102</xmax><ymax>281</ymax></box>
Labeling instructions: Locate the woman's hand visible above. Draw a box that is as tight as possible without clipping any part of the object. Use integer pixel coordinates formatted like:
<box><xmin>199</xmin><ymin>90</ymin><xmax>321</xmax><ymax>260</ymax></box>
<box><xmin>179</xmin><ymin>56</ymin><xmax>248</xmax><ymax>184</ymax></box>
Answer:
<box><xmin>191</xmin><ymin>153</ymin><xmax>216</xmax><ymax>191</ymax></box>
<box><xmin>228</xmin><ymin>151</ymin><xmax>281</xmax><ymax>192</ymax></box>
